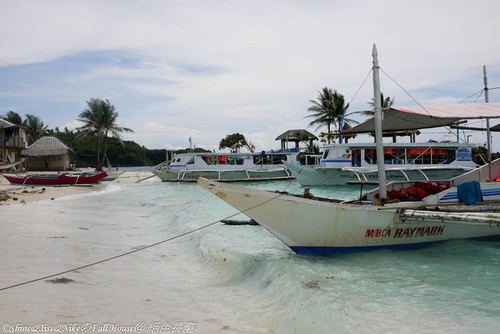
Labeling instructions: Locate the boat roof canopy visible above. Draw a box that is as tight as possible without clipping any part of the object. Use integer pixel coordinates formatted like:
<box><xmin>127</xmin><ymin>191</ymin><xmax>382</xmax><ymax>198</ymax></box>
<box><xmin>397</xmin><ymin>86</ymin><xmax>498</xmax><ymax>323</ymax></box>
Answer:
<box><xmin>343</xmin><ymin>103</ymin><xmax>500</xmax><ymax>134</ymax></box>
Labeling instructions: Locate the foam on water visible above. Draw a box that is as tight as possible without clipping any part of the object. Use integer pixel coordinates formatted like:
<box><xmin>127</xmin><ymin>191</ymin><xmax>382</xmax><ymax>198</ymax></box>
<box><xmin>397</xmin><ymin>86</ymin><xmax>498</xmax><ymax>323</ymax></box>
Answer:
<box><xmin>1</xmin><ymin>178</ymin><xmax>499</xmax><ymax>333</ymax></box>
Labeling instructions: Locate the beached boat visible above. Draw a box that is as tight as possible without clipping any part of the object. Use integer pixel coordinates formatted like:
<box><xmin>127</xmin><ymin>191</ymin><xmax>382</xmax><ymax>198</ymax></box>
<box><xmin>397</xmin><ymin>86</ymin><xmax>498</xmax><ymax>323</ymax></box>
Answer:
<box><xmin>100</xmin><ymin>170</ymin><xmax>124</xmax><ymax>181</ymax></box>
<box><xmin>1</xmin><ymin>171</ymin><xmax>108</xmax><ymax>185</ymax></box>
<box><xmin>198</xmin><ymin>45</ymin><xmax>500</xmax><ymax>254</ymax></box>
<box><xmin>70</xmin><ymin>170</ymin><xmax>123</xmax><ymax>182</ymax></box>
<box><xmin>150</xmin><ymin>148</ymin><xmax>299</xmax><ymax>182</ymax></box>
<box><xmin>284</xmin><ymin>141</ymin><xmax>477</xmax><ymax>186</ymax></box>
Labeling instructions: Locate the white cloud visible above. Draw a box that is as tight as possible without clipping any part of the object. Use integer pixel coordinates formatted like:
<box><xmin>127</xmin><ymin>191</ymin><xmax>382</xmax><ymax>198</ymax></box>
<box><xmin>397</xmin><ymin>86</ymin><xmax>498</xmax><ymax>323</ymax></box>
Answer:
<box><xmin>1</xmin><ymin>0</ymin><xmax>500</xmax><ymax>154</ymax></box>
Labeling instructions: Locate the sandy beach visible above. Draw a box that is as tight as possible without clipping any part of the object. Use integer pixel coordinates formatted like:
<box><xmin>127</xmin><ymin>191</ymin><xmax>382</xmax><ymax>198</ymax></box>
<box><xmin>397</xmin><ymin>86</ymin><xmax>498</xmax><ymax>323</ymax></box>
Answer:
<box><xmin>1</xmin><ymin>172</ymin><xmax>499</xmax><ymax>333</ymax></box>
<box><xmin>0</xmin><ymin>170</ymin><xmax>154</xmax><ymax>205</ymax></box>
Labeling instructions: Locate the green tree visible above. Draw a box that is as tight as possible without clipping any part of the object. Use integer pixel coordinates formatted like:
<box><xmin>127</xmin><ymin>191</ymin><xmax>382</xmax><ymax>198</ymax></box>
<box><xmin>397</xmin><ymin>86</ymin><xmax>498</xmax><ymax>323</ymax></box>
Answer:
<box><xmin>306</xmin><ymin>87</ymin><xmax>357</xmax><ymax>143</ymax></box>
<box><xmin>24</xmin><ymin>114</ymin><xmax>48</xmax><ymax>144</ymax></box>
<box><xmin>1</xmin><ymin>112</ymin><xmax>48</xmax><ymax>144</ymax></box>
<box><xmin>76</xmin><ymin>98</ymin><xmax>133</xmax><ymax>170</ymax></box>
<box><xmin>472</xmin><ymin>146</ymin><xmax>499</xmax><ymax>165</ymax></box>
<box><xmin>1</xmin><ymin>111</ymin><xmax>23</xmax><ymax>125</ymax></box>
<box><xmin>358</xmin><ymin>92</ymin><xmax>395</xmax><ymax>117</ymax></box>
<box><xmin>219</xmin><ymin>133</ymin><xmax>255</xmax><ymax>153</ymax></box>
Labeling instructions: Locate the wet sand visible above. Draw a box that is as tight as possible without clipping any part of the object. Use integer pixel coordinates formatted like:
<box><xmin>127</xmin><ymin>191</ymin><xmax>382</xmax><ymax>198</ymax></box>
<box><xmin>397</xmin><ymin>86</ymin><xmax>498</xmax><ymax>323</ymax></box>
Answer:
<box><xmin>0</xmin><ymin>171</ymin><xmax>154</xmax><ymax>205</ymax></box>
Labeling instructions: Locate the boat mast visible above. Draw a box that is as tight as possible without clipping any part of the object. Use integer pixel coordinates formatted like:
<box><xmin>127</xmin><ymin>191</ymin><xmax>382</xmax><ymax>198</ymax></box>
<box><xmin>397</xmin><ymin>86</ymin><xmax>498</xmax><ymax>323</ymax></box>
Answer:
<box><xmin>484</xmin><ymin>65</ymin><xmax>492</xmax><ymax>181</ymax></box>
<box><xmin>372</xmin><ymin>45</ymin><xmax>387</xmax><ymax>198</ymax></box>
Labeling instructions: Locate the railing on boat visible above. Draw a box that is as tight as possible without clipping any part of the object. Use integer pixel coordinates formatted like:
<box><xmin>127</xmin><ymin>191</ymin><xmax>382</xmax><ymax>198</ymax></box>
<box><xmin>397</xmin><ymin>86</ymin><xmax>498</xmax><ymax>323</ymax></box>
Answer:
<box><xmin>450</xmin><ymin>157</ymin><xmax>500</xmax><ymax>186</ymax></box>
<box><xmin>345</xmin><ymin>167</ymin><xmax>430</xmax><ymax>184</ymax></box>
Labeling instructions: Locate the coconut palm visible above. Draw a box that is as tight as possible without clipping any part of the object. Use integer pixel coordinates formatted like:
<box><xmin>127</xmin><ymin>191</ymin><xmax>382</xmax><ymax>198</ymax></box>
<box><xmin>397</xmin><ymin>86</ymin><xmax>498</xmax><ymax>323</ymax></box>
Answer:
<box><xmin>306</xmin><ymin>87</ymin><xmax>358</xmax><ymax>143</ymax></box>
<box><xmin>1</xmin><ymin>112</ymin><xmax>47</xmax><ymax>144</ymax></box>
<box><xmin>1</xmin><ymin>111</ymin><xmax>23</xmax><ymax>126</ymax></box>
<box><xmin>359</xmin><ymin>93</ymin><xmax>395</xmax><ymax>117</ymax></box>
<box><xmin>77</xmin><ymin>98</ymin><xmax>133</xmax><ymax>170</ymax></box>
<box><xmin>24</xmin><ymin>114</ymin><xmax>48</xmax><ymax>144</ymax></box>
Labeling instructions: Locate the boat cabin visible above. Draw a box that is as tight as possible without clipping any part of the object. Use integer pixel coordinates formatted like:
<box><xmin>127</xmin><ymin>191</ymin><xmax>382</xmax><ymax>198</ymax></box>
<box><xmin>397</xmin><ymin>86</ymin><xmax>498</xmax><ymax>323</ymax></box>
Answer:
<box><xmin>319</xmin><ymin>142</ymin><xmax>477</xmax><ymax>169</ymax></box>
<box><xmin>169</xmin><ymin>148</ymin><xmax>299</xmax><ymax>171</ymax></box>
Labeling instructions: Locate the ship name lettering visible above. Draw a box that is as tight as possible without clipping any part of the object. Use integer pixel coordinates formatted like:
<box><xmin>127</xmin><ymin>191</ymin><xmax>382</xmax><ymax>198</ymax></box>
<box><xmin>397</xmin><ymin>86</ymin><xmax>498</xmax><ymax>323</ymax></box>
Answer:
<box><xmin>365</xmin><ymin>228</ymin><xmax>391</xmax><ymax>238</ymax></box>
<box><xmin>365</xmin><ymin>226</ymin><xmax>445</xmax><ymax>239</ymax></box>
<box><xmin>393</xmin><ymin>226</ymin><xmax>445</xmax><ymax>238</ymax></box>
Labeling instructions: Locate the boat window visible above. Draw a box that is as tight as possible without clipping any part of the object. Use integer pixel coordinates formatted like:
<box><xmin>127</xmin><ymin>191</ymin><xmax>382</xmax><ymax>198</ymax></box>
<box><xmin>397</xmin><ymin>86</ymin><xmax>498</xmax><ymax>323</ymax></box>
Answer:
<box><xmin>253</xmin><ymin>154</ymin><xmax>287</xmax><ymax>165</ymax></box>
<box><xmin>406</xmin><ymin>148</ymin><xmax>454</xmax><ymax>164</ymax></box>
<box><xmin>322</xmin><ymin>150</ymin><xmax>329</xmax><ymax>159</ymax></box>
<box><xmin>227</xmin><ymin>156</ymin><xmax>245</xmax><ymax>165</ymax></box>
<box><xmin>201</xmin><ymin>156</ymin><xmax>214</xmax><ymax>164</ymax></box>
<box><xmin>364</xmin><ymin>148</ymin><xmax>411</xmax><ymax>165</ymax></box>
<box><xmin>352</xmin><ymin>152</ymin><xmax>361</xmax><ymax>167</ymax></box>
<box><xmin>201</xmin><ymin>155</ymin><xmax>246</xmax><ymax>165</ymax></box>
<box><xmin>362</xmin><ymin>147</ymin><xmax>460</xmax><ymax>165</ymax></box>
<box><xmin>364</xmin><ymin>149</ymin><xmax>376</xmax><ymax>165</ymax></box>
<box><xmin>187</xmin><ymin>156</ymin><xmax>195</xmax><ymax>165</ymax></box>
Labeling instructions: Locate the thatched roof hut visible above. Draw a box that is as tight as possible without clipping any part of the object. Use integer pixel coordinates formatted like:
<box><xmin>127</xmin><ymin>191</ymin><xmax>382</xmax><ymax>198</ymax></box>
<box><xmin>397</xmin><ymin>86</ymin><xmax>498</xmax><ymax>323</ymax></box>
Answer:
<box><xmin>22</xmin><ymin>136</ymin><xmax>74</xmax><ymax>171</ymax></box>
<box><xmin>275</xmin><ymin>129</ymin><xmax>318</xmax><ymax>150</ymax></box>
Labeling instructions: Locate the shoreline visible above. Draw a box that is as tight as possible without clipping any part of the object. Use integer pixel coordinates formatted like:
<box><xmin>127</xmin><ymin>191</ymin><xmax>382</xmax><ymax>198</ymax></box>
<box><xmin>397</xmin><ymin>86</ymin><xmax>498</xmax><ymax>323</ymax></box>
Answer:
<box><xmin>0</xmin><ymin>171</ymin><xmax>154</xmax><ymax>205</ymax></box>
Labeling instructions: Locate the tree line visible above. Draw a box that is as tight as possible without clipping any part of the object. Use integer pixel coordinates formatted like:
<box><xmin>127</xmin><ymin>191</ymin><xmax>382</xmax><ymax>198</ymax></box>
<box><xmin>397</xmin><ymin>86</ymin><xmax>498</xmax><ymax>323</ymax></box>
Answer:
<box><xmin>2</xmin><ymin>92</ymin><xmax>496</xmax><ymax>167</ymax></box>
<box><xmin>1</xmin><ymin>99</ymin><xmax>166</xmax><ymax>168</ymax></box>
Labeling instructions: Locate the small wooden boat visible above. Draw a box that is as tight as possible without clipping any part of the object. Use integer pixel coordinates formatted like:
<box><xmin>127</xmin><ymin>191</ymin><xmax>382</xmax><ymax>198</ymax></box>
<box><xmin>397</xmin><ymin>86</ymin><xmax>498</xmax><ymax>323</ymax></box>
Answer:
<box><xmin>1</xmin><ymin>172</ymin><xmax>108</xmax><ymax>185</ymax></box>
<box><xmin>100</xmin><ymin>170</ymin><xmax>124</xmax><ymax>181</ymax></box>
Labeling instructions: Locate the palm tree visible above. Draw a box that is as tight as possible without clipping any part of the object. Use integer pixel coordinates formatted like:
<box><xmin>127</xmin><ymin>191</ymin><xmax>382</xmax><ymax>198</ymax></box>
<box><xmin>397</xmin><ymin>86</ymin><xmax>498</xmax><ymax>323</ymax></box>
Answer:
<box><xmin>77</xmin><ymin>98</ymin><xmax>133</xmax><ymax>170</ymax></box>
<box><xmin>24</xmin><ymin>114</ymin><xmax>48</xmax><ymax>144</ymax></box>
<box><xmin>306</xmin><ymin>87</ymin><xmax>358</xmax><ymax>143</ymax></box>
<box><xmin>359</xmin><ymin>93</ymin><xmax>395</xmax><ymax>117</ymax></box>
<box><xmin>77</xmin><ymin>99</ymin><xmax>104</xmax><ymax>169</ymax></box>
<box><xmin>1</xmin><ymin>111</ymin><xmax>23</xmax><ymax>126</ymax></box>
<box><xmin>1</xmin><ymin>112</ymin><xmax>47</xmax><ymax>144</ymax></box>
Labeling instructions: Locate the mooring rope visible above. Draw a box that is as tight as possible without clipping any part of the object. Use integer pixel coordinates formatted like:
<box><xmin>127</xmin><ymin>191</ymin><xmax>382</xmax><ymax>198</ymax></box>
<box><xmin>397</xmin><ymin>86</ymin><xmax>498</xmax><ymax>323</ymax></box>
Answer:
<box><xmin>0</xmin><ymin>190</ymin><xmax>285</xmax><ymax>292</ymax></box>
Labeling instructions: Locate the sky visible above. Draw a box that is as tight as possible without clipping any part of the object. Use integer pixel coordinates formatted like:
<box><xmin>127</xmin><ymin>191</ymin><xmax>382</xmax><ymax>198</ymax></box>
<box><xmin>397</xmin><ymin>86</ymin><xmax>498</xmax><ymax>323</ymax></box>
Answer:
<box><xmin>1</xmin><ymin>0</ymin><xmax>500</xmax><ymax>153</ymax></box>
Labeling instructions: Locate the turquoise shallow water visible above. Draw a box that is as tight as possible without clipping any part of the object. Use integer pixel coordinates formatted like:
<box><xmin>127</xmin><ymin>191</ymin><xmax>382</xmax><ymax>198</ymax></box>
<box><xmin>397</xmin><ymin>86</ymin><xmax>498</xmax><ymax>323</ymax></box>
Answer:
<box><xmin>1</xmin><ymin>177</ymin><xmax>499</xmax><ymax>333</ymax></box>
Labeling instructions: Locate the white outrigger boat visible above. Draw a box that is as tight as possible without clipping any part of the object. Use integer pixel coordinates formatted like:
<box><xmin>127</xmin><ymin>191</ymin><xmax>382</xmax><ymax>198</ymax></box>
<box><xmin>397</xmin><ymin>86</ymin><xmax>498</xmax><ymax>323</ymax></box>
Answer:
<box><xmin>150</xmin><ymin>148</ymin><xmax>299</xmax><ymax>182</ymax></box>
<box><xmin>284</xmin><ymin>141</ymin><xmax>477</xmax><ymax>186</ymax></box>
<box><xmin>198</xmin><ymin>45</ymin><xmax>500</xmax><ymax>254</ymax></box>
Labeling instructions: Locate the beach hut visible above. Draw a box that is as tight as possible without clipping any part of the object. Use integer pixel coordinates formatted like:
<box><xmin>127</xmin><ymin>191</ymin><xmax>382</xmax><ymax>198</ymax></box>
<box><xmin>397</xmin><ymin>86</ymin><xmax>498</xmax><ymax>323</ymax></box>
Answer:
<box><xmin>22</xmin><ymin>136</ymin><xmax>74</xmax><ymax>171</ymax></box>
<box><xmin>0</xmin><ymin>118</ymin><xmax>28</xmax><ymax>165</ymax></box>
<box><xmin>275</xmin><ymin>129</ymin><xmax>318</xmax><ymax>150</ymax></box>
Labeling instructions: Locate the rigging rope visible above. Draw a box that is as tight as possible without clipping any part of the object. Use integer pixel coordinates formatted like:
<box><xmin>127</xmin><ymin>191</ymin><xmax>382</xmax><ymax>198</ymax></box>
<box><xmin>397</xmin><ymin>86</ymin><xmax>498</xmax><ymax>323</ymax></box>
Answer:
<box><xmin>298</xmin><ymin>66</ymin><xmax>499</xmax><ymax>186</ymax></box>
<box><xmin>348</xmin><ymin>68</ymin><xmax>373</xmax><ymax>107</ymax></box>
<box><xmin>378</xmin><ymin>67</ymin><xmax>496</xmax><ymax>166</ymax></box>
